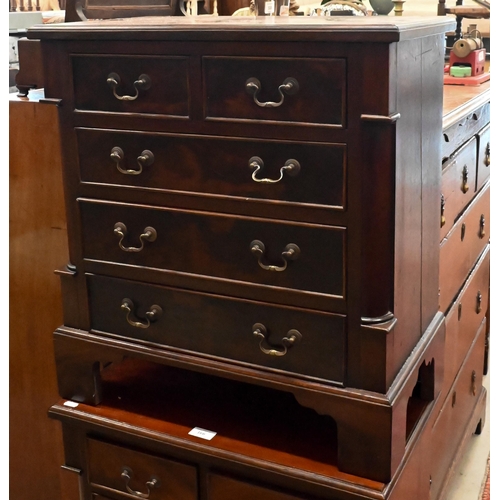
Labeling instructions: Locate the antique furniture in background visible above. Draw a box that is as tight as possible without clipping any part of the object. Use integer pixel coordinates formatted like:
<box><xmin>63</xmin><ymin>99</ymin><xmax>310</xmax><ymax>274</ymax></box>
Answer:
<box><xmin>9</xmin><ymin>91</ymin><xmax>68</xmax><ymax>500</ymax></box>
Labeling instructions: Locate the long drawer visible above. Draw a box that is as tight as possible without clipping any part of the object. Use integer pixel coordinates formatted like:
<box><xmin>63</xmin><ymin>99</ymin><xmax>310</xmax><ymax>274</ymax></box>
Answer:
<box><xmin>429</xmin><ymin>318</ymin><xmax>486</xmax><ymax>500</ymax></box>
<box><xmin>76</xmin><ymin>128</ymin><xmax>346</xmax><ymax>211</ymax></box>
<box><xmin>443</xmin><ymin>245</ymin><xmax>489</xmax><ymax>395</ymax></box>
<box><xmin>87</xmin><ymin>274</ymin><xmax>347</xmax><ymax>383</ymax></box>
<box><xmin>80</xmin><ymin>199</ymin><xmax>346</xmax><ymax>299</ymax></box>
<box><xmin>88</xmin><ymin>438</ymin><xmax>198</xmax><ymax>500</ymax></box>
<box><xmin>439</xmin><ymin>182</ymin><xmax>489</xmax><ymax>312</ymax></box>
<box><xmin>207</xmin><ymin>474</ymin><xmax>317</xmax><ymax>500</ymax></box>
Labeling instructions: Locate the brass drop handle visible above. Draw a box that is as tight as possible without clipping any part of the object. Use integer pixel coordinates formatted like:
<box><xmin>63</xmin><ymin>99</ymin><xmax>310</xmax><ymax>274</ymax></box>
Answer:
<box><xmin>114</xmin><ymin>222</ymin><xmax>157</xmax><ymax>253</ymax></box>
<box><xmin>471</xmin><ymin>370</ymin><xmax>477</xmax><ymax>396</ymax></box>
<box><xmin>440</xmin><ymin>194</ymin><xmax>446</xmax><ymax>228</ymax></box>
<box><xmin>476</xmin><ymin>291</ymin><xmax>482</xmax><ymax>314</ymax></box>
<box><xmin>252</xmin><ymin>323</ymin><xmax>302</xmax><ymax>357</ymax></box>
<box><xmin>248</xmin><ymin>156</ymin><xmax>301</xmax><ymax>184</ymax></box>
<box><xmin>121</xmin><ymin>467</ymin><xmax>160</xmax><ymax>498</ymax></box>
<box><xmin>461</xmin><ymin>165</ymin><xmax>469</xmax><ymax>193</ymax></box>
<box><xmin>121</xmin><ymin>299</ymin><xmax>163</xmax><ymax>329</ymax></box>
<box><xmin>110</xmin><ymin>147</ymin><xmax>155</xmax><ymax>176</ymax></box>
<box><xmin>250</xmin><ymin>239</ymin><xmax>300</xmax><ymax>272</ymax></box>
<box><xmin>107</xmin><ymin>72</ymin><xmax>151</xmax><ymax>101</ymax></box>
<box><xmin>485</xmin><ymin>142</ymin><xmax>490</xmax><ymax>166</ymax></box>
<box><xmin>479</xmin><ymin>214</ymin><xmax>486</xmax><ymax>238</ymax></box>
<box><xmin>245</xmin><ymin>77</ymin><xmax>299</xmax><ymax>108</ymax></box>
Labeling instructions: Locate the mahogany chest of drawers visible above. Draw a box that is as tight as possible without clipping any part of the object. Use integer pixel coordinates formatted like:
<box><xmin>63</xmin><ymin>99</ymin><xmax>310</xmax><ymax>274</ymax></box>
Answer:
<box><xmin>25</xmin><ymin>15</ymin><xmax>489</xmax><ymax>493</ymax></box>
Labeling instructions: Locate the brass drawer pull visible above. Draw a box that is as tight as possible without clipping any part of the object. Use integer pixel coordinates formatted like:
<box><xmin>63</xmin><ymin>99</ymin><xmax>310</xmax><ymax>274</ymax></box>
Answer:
<box><xmin>476</xmin><ymin>291</ymin><xmax>482</xmax><ymax>314</ymax></box>
<box><xmin>107</xmin><ymin>72</ymin><xmax>151</xmax><ymax>101</ymax></box>
<box><xmin>245</xmin><ymin>77</ymin><xmax>299</xmax><ymax>108</ymax></box>
<box><xmin>121</xmin><ymin>298</ymin><xmax>163</xmax><ymax>329</ymax></box>
<box><xmin>250</xmin><ymin>239</ymin><xmax>300</xmax><ymax>272</ymax></box>
<box><xmin>461</xmin><ymin>165</ymin><xmax>469</xmax><ymax>193</ymax></box>
<box><xmin>461</xmin><ymin>223</ymin><xmax>466</xmax><ymax>241</ymax></box>
<box><xmin>121</xmin><ymin>467</ymin><xmax>160</xmax><ymax>498</ymax></box>
<box><xmin>440</xmin><ymin>194</ymin><xmax>446</xmax><ymax>227</ymax></box>
<box><xmin>114</xmin><ymin>222</ymin><xmax>157</xmax><ymax>253</ymax></box>
<box><xmin>248</xmin><ymin>156</ymin><xmax>301</xmax><ymax>184</ymax></box>
<box><xmin>471</xmin><ymin>370</ymin><xmax>477</xmax><ymax>396</ymax></box>
<box><xmin>479</xmin><ymin>214</ymin><xmax>486</xmax><ymax>238</ymax></box>
<box><xmin>252</xmin><ymin>323</ymin><xmax>302</xmax><ymax>357</ymax></box>
<box><xmin>110</xmin><ymin>147</ymin><xmax>155</xmax><ymax>176</ymax></box>
<box><xmin>485</xmin><ymin>142</ymin><xmax>490</xmax><ymax>166</ymax></box>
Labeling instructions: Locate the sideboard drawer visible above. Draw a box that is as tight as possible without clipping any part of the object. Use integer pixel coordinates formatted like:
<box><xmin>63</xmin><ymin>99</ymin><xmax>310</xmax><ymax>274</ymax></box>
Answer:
<box><xmin>443</xmin><ymin>245</ymin><xmax>489</xmax><ymax>394</ymax></box>
<box><xmin>439</xmin><ymin>182</ymin><xmax>489</xmax><ymax>312</ymax></box>
<box><xmin>87</xmin><ymin>438</ymin><xmax>198</xmax><ymax>499</ymax></box>
<box><xmin>440</xmin><ymin>137</ymin><xmax>477</xmax><ymax>240</ymax></box>
<box><xmin>203</xmin><ymin>56</ymin><xmax>346</xmax><ymax>128</ymax></box>
<box><xmin>77</xmin><ymin>128</ymin><xmax>346</xmax><ymax>210</ymax></box>
<box><xmin>476</xmin><ymin>125</ymin><xmax>490</xmax><ymax>191</ymax></box>
<box><xmin>429</xmin><ymin>319</ymin><xmax>486</xmax><ymax>500</ymax></box>
<box><xmin>72</xmin><ymin>54</ymin><xmax>190</xmax><ymax>117</ymax></box>
<box><xmin>442</xmin><ymin>101</ymin><xmax>490</xmax><ymax>161</ymax></box>
<box><xmin>88</xmin><ymin>274</ymin><xmax>347</xmax><ymax>383</ymax></box>
<box><xmin>80</xmin><ymin>200</ymin><xmax>346</xmax><ymax>298</ymax></box>
<box><xmin>208</xmin><ymin>473</ymin><xmax>316</xmax><ymax>500</ymax></box>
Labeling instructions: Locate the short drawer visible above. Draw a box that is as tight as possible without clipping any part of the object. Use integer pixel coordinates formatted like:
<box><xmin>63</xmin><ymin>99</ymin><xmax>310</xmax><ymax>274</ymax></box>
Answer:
<box><xmin>208</xmin><ymin>473</ymin><xmax>316</xmax><ymax>500</ymax></box>
<box><xmin>443</xmin><ymin>245</ymin><xmax>489</xmax><ymax>395</ymax></box>
<box><xmin>440</xmin><ymin>137</ymin><xmax>477</xmax><ymax>241</ymax></box>
<box><xmin>77</xmin><ymin>128</ymin><xmax>346</xmax><ymax>210</ymax></box>
<box><xmin>442</xmin><ymin>101</ymin><xmax>489</xmax><ymax>161</ymax></box>
<box><xmin>476</xmin><ymin>124</ymin><xmax>490</xmax><ymax>191</ymax></box>
<box><xmin>72</xmin><ymin>55</ymin><xmax>189</xmax><ymax>117</ymax></box>
<box><xmin>203</xmin><ymin>56</ymin><xmax>346</xmax><ymax>128</ymax></box>
<box><xmin>87</xmin><ymin>438</ymin><xmax>197</xmax><ymax>500</ymax></box>
<box><xmin>87</xmin><ymin>274</ymin><xmax>346</xmax><ymax>383</ymax></box>
<box><xmin>429</xmin><ymin>319</ymin><xmax>486</xmax><ymax>500</ymax></box>
<box><xmin>80</xmin><ymin>199</ymin><xmax>346</xmax><ymax>298</ymax></box>
<box><xmin>439</xmin><ymin>182</ymin><xmax>489</xmax><ymax>313</ymax></box>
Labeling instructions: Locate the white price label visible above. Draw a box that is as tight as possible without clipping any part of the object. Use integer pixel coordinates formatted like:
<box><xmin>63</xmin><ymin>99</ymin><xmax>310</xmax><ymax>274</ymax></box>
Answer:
<box><xmin>63</xmin><ymin>400</ymin><xmax>79</xmax><ymax>408</ymax></box>
<box><xmin>264</xmin><ymin>0</ymin><xmax>275</xmax><ymax>13</ymax></box>
<box><xmin>188</xmin><ymin>427</ymin><xmax>217</xmax><ymax>440</ymax></box>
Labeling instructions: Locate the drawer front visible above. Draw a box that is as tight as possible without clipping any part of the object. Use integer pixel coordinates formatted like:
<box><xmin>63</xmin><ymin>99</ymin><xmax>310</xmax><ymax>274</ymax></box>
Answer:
<box><xmin>476</xmin><ymin>124</ymin><xmax>490</xmax><ymax>190</ymax></box>
<box><xmin>77</xmin><ymin>128</ymin><xmax>346</xmax><ymax>210</ymax></box>
<box><xmin>429</xmin><ymin>319</ymin><xmax>486</xmax><ymax>500</ymax></box>
<box><xmin>208</xmin><ymin>474</ymin><xmax>320</xmax><ymax>500</ymax></box>
<box><xmin>443</xmin><ymin>245</ymin><xmax>489</xmax><ymax>394</ymax></box>
<box><xmin>88</xmin><ymin>274</ymin><xmax>346</xmax><ymax>383</ymax></box>
<box><xmin>80</xmin><ymin>200</ymin><xmax>346</xmax><ymax>298</ymax></box>
<box><xmin>440</xmin><ymin>137</ymin><xmax>477</xmax><ymax>240</ymax></box>
<box><xmin>203</xmin><ymin>57</ymin><xmax>346</xmax><ymax>128</ymax></box>
<box><xmin>87</xmin><ymin>438</ymin><xmax>197</xmax><ymax>500</ymax></box>
<box><xmin>442</xmin><ymin>102</ymin><xmax>489</xmax><ymax>161</ymax></box>
<box><xmin>72</xmin><ymin>55</ymin><xmax>189</xmax><ymax>117</ymax></box>
<box><xmin>439</xmin><ymin>182</ymin><xmax>489</xmax><ymax>312</ymax></box>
